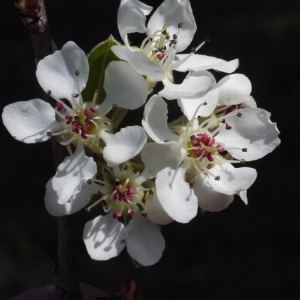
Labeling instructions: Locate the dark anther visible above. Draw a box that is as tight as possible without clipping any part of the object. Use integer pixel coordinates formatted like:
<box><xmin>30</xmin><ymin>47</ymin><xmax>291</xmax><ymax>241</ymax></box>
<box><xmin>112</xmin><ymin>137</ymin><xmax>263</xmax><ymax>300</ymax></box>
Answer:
<box><xmin>237</xmin><ymin>112</ymin><xmax>242</xmax><ymax>117</ymax></box>
<box><xmin>178</xmin><ymin>22</ymin><xmax>183</xmax><ymax>28</ymax></box>
<box><xmin>166</xmin><ymin>34</ymin><xmax>170</xmax><ymax>40</ymax></box>
<box><xmin>188</xmin><ymin>154</ymin><xmax>192</xmax><ymax>157</ymax></box>
<box><xmin>112</xmin><ymin>104</ymin><xmax>118</xmax><ymax>108</ymax></box>
<box><xmin>173</xmin><ymin>34</ymin><xmax>177</xmax><ymax>39</ymax></box>
<box><xmin>197</xmin><ymin>116</ymin><xmax>201</xmax><ymax>120</ymax></box>
<box><xmin>215</xmin><ymin>175</ymin><xmax>220</xmax><ymax>181</ymax></box>
<box><xmin>47</xmin><ymin>90</ymin><xmax>52</xmax><ymax>95</ymax></box>
<box><xmin>46</xmin><ymin>132</ymin><xmax>52</xmax><ymax>136</ymax></box>
<box><xmin>240</xmin><ymin>159</ymin><xmax>246</xmax><ymax>164</ymax></box>
<box><xmin>203</xmin><ymin>101</ymin><xmax>207</xmax><ymax>106</ymax></box>
<box><xmin>95</xmin><ymin>88</ymin><xmax>99</xmax><ymax>93</ymax></box>
<box><xmin>133</xmin><ymin>169</ymin><xmax>139</xmax><ymax>174</ymax></box>
<box><xmin>123</xmin><ymin>166</ymin><xmax>128</xmax><ymax>171</ymax></box>
<box><xmin>75</xmin><ymin>70</ymin><xmax>80</xmax><ymax>76</ymax></box>
<box><xmin>73</xmin><ymin>93</ymin><xmax>79</xmax><ymax>98</ymax></box>
<box><xmin>225</xmin><ymin>123</ymin><xmax>232</xmax><ymax>130</ymax></box>
<box><xmin>221</xmin><ymin>119</ymin><xmax>225</xmax><ymax>123</ymax></box>
<box><xmin>242</xmin><ymin>148</ymin><xmax>247</xmax><ymax>152</ymax></box>
<box><xmin>85</xmin><ymin>208</ymin><xmax>91</xmax><ymax>212</ymax></box>
<box><xmin>87</xmin><ymin>179</ymin><xmax>92</xmax><ymax>185</ymax></box>
<box><xmin>207</xmin><ymin>164</ymin><xmax>212</xmax><ymax>169</ymax></box>
<box><xmin>104</xmin><ymin>122</ymin><xmax>109</xmax><ymax>126</ymax></box>
<box><xmin>190</xmin><ymin>135</ymin><xmax>196</xmax><ymax>140</ymax></box>
<box><xmin>204</xmin><ymin>37</ymin><xmax>210</xmax><ymax>43</ymax></box>
<box><xmin>149</xmin><ymin>38</ymin><xmax>153</xmax><ymax>42</ymax></box>
<box><xmin>191</xmin><ymin>47</ymin><xmax>196</xmax><ymax>53</ymax></box>
<box><xmin>162</xmin><ymin>30</ymin><xmax>167</xmax><ymax>35</ymax></box>
<box><xmin>149</xmin><ymin>189</ymin><xmax>154</xmax><ymax>195</ymax></box>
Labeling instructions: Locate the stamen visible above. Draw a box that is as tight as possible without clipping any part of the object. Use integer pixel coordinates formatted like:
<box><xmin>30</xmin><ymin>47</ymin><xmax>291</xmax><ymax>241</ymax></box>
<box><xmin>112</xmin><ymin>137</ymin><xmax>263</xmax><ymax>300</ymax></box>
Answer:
<box><xmin>47</xmin><ymin>129</ymin><xmax>69</xmax><ymax>136</ymax></box>
<box><xmin>91</xmin><ymin>89</ymin><xmax>98</xmax><ymax>107</ymax></box>
<box><xmin>60</xmin><ymin>135</ymin><xmax>78</xmax><ymax>145</ymax></box>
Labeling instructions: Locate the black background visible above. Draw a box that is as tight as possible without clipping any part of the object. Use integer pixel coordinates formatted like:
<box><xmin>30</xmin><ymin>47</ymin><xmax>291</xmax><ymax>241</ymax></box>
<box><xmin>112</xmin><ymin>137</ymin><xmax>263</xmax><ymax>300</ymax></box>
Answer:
<box><xmin>1</xmin><ymin>0</ymin><xmax>299</xmax><ymax>299</ymax></box>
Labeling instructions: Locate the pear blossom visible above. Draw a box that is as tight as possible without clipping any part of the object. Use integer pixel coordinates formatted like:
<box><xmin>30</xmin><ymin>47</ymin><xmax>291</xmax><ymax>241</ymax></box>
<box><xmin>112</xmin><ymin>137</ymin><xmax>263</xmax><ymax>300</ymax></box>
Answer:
<box><xmin>112</xmin><ymin>0</ymin><xmax>239</xmax><ymax>95</ymax></box>
<box><xmin>2</xmin><ymin>41</ymin><xmax>149</xmax><ymax>211</ymax></box>
<box><xmin>142</xmin><ymin>95</ymin><xmax>280</xmax><ymax>220</ymax></box>
<box><xmin>83</xmin><ymin>164</ymin><xmax>167</xmax><ymax>266</ymax></box>
<box><xmin>82</xmin><ymin>135</ymin><xmax>189</xmax><ymax>264</ymax></box>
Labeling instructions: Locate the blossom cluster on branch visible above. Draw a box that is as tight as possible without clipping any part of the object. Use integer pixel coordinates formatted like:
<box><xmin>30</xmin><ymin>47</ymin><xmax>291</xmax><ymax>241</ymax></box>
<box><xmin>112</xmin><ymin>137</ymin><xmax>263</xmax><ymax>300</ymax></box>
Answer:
<box><xmin>2</xmin><ymin>0</ymin><xmax>280</xmax><ymax>266</ymax></box>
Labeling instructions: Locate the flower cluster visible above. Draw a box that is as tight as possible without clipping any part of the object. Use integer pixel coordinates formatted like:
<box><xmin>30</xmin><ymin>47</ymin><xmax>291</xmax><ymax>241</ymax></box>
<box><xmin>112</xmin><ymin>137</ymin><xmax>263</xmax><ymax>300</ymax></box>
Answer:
<box><xmin>2</xmin><ymin>0</ymin><xmax>280</xmax><ymax>266</ymax></box>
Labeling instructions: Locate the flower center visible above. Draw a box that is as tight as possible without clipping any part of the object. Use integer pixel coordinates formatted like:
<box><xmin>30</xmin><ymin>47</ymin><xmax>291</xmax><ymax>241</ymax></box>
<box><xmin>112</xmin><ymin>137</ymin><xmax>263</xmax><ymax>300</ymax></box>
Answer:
<box><xmin>46</xmin><ymin>71</ymin><xmax>113</xmax><ymax>153</ymax></box>
<box><xmin>86</xmin><ymin>166</ymin><xmax>151</xmax><ymax>219</ymax></box>
<box><xmin>138</xmin><ymin>22</ymin><xmax>208</xmax><ymax>73</ymax></box>
<box><xmin>186</xmin><ymin>132</ymin><xmax>225</xmax><ymax>162</ymax></box>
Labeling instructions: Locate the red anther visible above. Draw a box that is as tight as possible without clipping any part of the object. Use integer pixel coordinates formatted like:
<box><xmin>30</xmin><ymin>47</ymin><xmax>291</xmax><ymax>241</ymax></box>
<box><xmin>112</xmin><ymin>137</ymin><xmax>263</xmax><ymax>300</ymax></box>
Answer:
<box><xmin>65</xmin><ymin>115</ymin><xmax>73</xmax><ymax>124</ymax></box>
<box><xmin>73</xmin><ymin>124</ymin><xmax>82</xmax><ymax>134</ymax></box>
<box><xmin>225</xmin><ymin>123</ymin><xmax>232</xmax><ymax>130</ymax></box>
<box><xmin>74</xmin><ymin>115</ymin><xmax>80</xmax><ymax>120</ymax></box>
<box><xmin>113</xmin><ymin>210</ymin><xmax>121</xmax><ymax>218</ymax></box>
<box><xmin>157</xmin><ymin>53</ymin><xmax>165</xmax><ymax>60</ymax></box>
<box><xmin>100</xmin><ymin>200</ymin><xmax>107</xmax><ymax>207</ymax></box>
<box><xmin>202</xmin><ymin>133</ymin><xmax>209</xmax><ymax>144</ymax></box>
<box><xmin>196</xmin><ymin>133</ymin><xmax>204</xmax><ymax>141</ymax></box>
<box><xmin>208</xmin><ymin>138</ymin><xmax>215</xmax><ymax>146</ymax></box>
<box><xmin>85</xmin><ymin>123</ymin><xmax>90</xmax><ymax>129</ymax></box>
<box><xmin>84</xmin><ymin>109</ymin><xmax>89</xmax><ymax>116</ymax></box>
<box><xmin>207</xmin><ymin>152</ymin><xmax>214</xmax><ymax>161</ymax></box>
<box><xmin>90</xmin><ymin>107</ymin><xmax>98</xmax><ymax>113</ymax></box>
<box><xmin>129</xmin><ymin>210</ymin><xmax>135</xmax><ymax>217</ymax></box>
<box><xmin>56</xmin><ymin>102</ymin><xmax>63</xmax><ymax>111</ymax></box>
<box><xmin>217</xmin><ymin>145</ymin><xmax>225</xmax><ymax>153</ymax></box>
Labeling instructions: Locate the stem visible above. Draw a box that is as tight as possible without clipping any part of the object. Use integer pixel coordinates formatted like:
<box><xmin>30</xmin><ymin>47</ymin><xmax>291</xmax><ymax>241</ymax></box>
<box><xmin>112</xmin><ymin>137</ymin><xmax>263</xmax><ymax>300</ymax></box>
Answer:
<box><xmin>15</xmin><ymin>0</ymin><xmax>82</xmax><ymax>299</ymax></box>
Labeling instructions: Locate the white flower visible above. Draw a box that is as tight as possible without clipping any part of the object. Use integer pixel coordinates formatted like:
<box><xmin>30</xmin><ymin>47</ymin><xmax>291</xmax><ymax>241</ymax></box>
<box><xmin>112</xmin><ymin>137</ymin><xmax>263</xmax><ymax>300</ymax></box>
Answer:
<box><xmin>82</xmin><ymin>134</ymin><xmax>187</xmax><ymax>264</ymax></box>
<box><xmin>2</xmin><ymin>41</ymin><xmax>149</xmax><ymax>213</ymax></box>
<box><xmin>82</xmin><ymin>165</ymin><xmax>167</xmax><ymax>266</ymax></box>
<box><xmin>113</xmin><ymin>0</ymin><xmax>239</xmax><ymax>94</ymax></box>
<box><xmin>142</xmin><ymin>95</ymin><xmax>280</xmax><ymax>220</ymax></box>
<box><xmin>2</xmin><ymin>41</ymin><xmax>148</xmax><ymax>153</ymax></box>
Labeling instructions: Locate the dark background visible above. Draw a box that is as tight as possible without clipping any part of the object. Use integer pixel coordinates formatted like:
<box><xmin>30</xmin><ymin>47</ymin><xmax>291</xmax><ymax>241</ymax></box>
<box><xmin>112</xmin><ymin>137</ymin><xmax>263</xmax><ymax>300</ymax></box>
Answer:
<box><xmin>1</xmin><ymin>0</ymin><xmax>299</xmax><ymax>299</ymax></box>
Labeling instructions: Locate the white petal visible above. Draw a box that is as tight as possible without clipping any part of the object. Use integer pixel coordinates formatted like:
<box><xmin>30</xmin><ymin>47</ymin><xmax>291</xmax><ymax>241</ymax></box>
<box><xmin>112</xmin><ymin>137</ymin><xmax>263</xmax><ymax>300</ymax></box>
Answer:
<box><xmin>100</xmin><ymin>61</ymin><xmax>148</xmax><ymax>112</ymax></box>
<box><xmin>193</xmin><ymin>172</ymin><xmax>234</xmax><ymax>212</ymax></box>
<box><xmin>156</xmin><ymin>165</ymin><xmax>198</xmax><ymax>223</ymax></box>
<box><xmin>83</xmin><ymin>213</ymin><xmax>126</xmax><ymax>261</ymax></box>
<box><xmin>52</xmin><ymin>143</ymin><xmax>97</xmax><ymax>204</ymax></box>
<box><xmin>147</xmin><ymin>0</ymin><xmax>196</xmax><ymax>53</ymax></box>
<box><xmin>111</xmin><ymin>46</ymin><xmax>165</xmax><ymax>81</ymax></box>
<box><xmin>2</xmin><ymin>99</ymin><xmax>63</xmax><ymax>143</ymax></box>
<box><xmin>159</xmin><ymin>71</ymin><xmax>215</xmax><ymax>100</ymax></box>
<box><xmin>217</xmin><ymin>74</ymin><xmax>252</xmax><ymax>105</ymax></box>
<box><xmin>142</xmin><ymin>95</ymin><xmax>180</xmax><ymax>143</ymax></box>
<box><xmin>101</xmin><ymin>126</ymin><xmax>147</xmax><ymax>167</ymax></box>
<box><xmin>203</xmin><ymin>163</ymin><xmax>257</xmax><ymax>196</ymax></box>
<box><xmin>126</xmin><ymin>211</ymin><xmax>165</xmax><ymax>266</ymax></box>
<box><xmin>118</xmin><ymin>0</ymin><xmax>153</xmax><ymax>45</ymax></box>
<box><xmin>173</xmin><ymin>54</ymin><xmax>239</xmax><ymax>73</ymax></box>
<box><xmin>36</xmin><ymin>41</ymin><xmax>88</xmax><ymax>103</ymax></box>
<box><xmin>139</xmin><ymin>141</ymin><xmax>185</xmax><ymax>181</ymax></box>
<box><xmin>45</xmin><ymin>178</ymin><xmax>99</xmax><ymax>216</ymax></box>
<box><xmin>243</xmin><ymin>96</ymin><xmax>257</xmax><ymax>108</ymax></box>
<box><xmin>218</xmin><ymin>108</ymin><xmax>281</xmax><ymax>161</ymax></box>
<box><xmin>146</xmin><ymin>191</ymin><xmax>174</xmax><ymax>225</ymax></box>
<box><xmin>178</xmin><ymin>85</ymin><xmax>219</xmax><ymax>119</ymax></box>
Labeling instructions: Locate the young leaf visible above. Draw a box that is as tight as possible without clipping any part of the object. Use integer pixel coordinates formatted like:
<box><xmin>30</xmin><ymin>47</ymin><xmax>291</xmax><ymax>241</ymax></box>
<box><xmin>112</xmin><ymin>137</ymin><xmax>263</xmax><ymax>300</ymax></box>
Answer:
<box><xmin>82</xmin><ymin>35</ymin><xmax>120</xmax><ymax>105</ymax></box>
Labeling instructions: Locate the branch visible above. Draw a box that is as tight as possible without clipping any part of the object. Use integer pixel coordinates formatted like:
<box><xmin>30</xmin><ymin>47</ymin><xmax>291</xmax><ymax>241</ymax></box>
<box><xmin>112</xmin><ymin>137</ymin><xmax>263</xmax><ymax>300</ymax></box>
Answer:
<box><xmin>15</xmin><ymin>1</ymin><xmax>82</xmax><ymax>299</ymax></box>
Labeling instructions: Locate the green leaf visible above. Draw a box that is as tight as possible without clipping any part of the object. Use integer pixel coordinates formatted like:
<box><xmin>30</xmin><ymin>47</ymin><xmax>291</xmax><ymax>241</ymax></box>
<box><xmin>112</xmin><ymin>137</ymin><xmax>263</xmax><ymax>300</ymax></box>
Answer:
<box><xmin>82</xmin><ymin>35</ymin><xmax>120</xmax><ymax>105</ymax></box>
